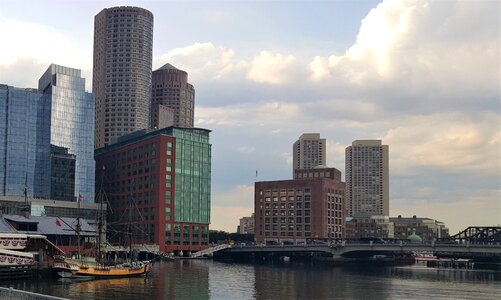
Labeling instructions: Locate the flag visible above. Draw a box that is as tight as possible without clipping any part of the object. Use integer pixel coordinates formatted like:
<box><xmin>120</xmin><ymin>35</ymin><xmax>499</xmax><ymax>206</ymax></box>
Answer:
<box><xmin>78</xmin><ymin>194</ymin><xmax>84</xmax><ymax>202</ymax></box>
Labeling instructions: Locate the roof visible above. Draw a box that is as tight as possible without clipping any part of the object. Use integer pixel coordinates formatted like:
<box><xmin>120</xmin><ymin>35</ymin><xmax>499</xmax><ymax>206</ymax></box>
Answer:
<box><xmin>0</xmin><ymin>218</ymin><xmax>16</xmax><ymax>232</ymax></box>
<box><xmin>158</xmin><ymin>63</ymin><xmax>179</xmax><ymax>70</ymax></box>
<box><xmin>4</xmin><ymin>215</ymin><xmax>39</xmax><ymax>224</ymax></box>
<box><xmin>1</xmin><ymin>215</ymin><xmax>96</xmax><ymax>237</ymax></box>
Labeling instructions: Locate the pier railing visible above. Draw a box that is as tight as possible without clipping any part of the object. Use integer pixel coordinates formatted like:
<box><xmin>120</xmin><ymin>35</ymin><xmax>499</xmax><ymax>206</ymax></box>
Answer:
<box><xmin>0</xmin><ymin>287</ymin><xmax>69</xmax><ymax>300</ymax></box>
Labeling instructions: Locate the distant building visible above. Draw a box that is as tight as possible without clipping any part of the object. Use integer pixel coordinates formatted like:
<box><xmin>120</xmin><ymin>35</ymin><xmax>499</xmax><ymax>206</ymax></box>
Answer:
<box><xmin>255</xmin><ymin>167</ymin><xmax>345</xmax><ymax>243</ymax></box>
<box><xmin>93</xmin><ymin>6</ymin><xmax>154</xmax><ymax>148</ymax></box>
<box><xmin>95</xmin><ymin>127</ymin><xmax>211</xmax><ymax>254</ymax></box>
<box><xmin>239</xmin><ymin>213</ymin><xmax>255</xmax><ymax>234</ymax></box>
<box><xmin>294</xmin><ymin>166</ymin><xmax>341</xmax><ymax>181</ymax></box>
<box><xmin>390</xmin><ymin>215</ymin><xmax>449</xmax><ymax>242</ymax></box>
<box><xmin>351</xmin><ymin>213</ymin><xmax>394</xmax><ymax>239</ymax></box>
<box><xmin>151</xmin><ymin>63</ymin><xmax>195</xmax><ymax>129</ymax></box>
<box><xmin>345</xmin><ymin>140</ymin><xmax>389</xmax><ymax>216</ymax></box>
<box><xmin>0</xmin><ymin>64</ymin><xmax>95</xmax><ymax>202</ymax></box>
<box><xmin>292</xmin><ymin>134</ymin><xmax>326</xmax><ymax>175</ymax></box>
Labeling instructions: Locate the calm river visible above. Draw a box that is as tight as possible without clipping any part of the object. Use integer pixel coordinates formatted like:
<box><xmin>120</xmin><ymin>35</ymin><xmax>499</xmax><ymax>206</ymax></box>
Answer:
<box><xmin>1</xmin><ymin>260</ymin><xmax>500</xmax><ymax>299</ymax></box>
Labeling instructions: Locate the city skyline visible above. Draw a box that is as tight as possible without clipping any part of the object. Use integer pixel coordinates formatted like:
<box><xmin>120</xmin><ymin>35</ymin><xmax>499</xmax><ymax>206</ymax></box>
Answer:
<box><xmin>0</xmin><ymin>0</ymin><xmax>499</xmax><ymax>233</ymax></box>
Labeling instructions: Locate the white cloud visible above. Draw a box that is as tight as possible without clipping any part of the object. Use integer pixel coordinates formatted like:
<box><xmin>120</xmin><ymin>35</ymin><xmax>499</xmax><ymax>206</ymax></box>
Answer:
<box><xmin>0</xmin><ymin>17</ymin><xmax>89</xmax><ymax>67</ymax></box>
<box><xmin>247</xmin><ymin>51</ymin><xmax>300</xmax><ymax>85</ymax></box>
<box><xmin>383</xmin><ymin>112</ymin><xmax>500</xmax><ymax>175</ymax></box>
<box><xmin>155</xmin><ymin>42</ymin><xmax>248</xmax><ymax>80</ymax></box>
<box><xmin>195</xmin><ymin>101</ymin><xmax>300</xmax><ymax>127</ymax></box>
<box><xmin>309</xmin><ymin>0</ymin><xmax>499</xmax><ymax>101</ymax></box>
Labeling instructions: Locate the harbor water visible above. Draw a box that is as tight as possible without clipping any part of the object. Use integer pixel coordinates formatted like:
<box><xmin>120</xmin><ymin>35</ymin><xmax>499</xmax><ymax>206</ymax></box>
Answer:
<box><xmin>0</xmin><ymin>260</ymin><xmax>500</xmax><ymax>299</ymax></box>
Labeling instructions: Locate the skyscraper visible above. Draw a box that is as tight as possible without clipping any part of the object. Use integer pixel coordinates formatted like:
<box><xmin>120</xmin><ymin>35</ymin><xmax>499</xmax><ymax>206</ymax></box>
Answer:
<box><xmin>151</xmin><ymin>63</ymin><xmax>195</xmax><ymax>129</ymax></box>
<box><xmin>292</xmin><ymin>133</ymin><xmax>326</xmax><ymax>175</ymax></box>
<box><xmin>0</xmin><ymin>64</ymin><xmax>95</xmax><ymax>202</ymax></box>
<box><xmin>39</xmin><ymin>64</ymin><xmax>96</xmax><ymax>201</ymax></box>
<box><xmin>93</xmin><ymin>6</ymin><xmax>154</xmax><ymax>148</ymax></box>
<box><xmin>345</xmin><ymin>140</ymin><xmax>389</xmax><ymax>217</ymax></box>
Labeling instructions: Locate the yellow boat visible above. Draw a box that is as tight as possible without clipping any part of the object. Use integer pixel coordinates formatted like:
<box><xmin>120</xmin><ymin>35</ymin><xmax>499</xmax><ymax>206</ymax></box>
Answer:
<box><xmin>54</xmin><ymin>255</ymin><xmax>152</xmax><ymax>278</ymax></box>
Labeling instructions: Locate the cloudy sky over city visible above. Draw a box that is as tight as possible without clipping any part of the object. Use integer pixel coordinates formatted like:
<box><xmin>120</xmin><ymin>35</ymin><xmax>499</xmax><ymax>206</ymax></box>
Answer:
<box><xmin>0</xmin><ymin>0</ymin><xmax>499</xmax><ymax>233</ymax></box>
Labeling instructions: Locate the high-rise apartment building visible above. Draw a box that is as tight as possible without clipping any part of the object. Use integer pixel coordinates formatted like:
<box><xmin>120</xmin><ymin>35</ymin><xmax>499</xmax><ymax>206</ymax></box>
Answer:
<box><xmin>0</xmin><ymin>64</ymin><xmax>95</xmax><ymax>202</ymax></box>
<box><xmin>345</xmin><ymin>140</ymin><xmax>389</xmax><ymax>216</ymax></box>
<box><xmin>151</xmin><ymin>63</ymin><xmax>195</xmax><ymax>129</ymax></box>
<box><xmin>93</xmin><ymin>6</ymin><xmax>154</xmax><ymax>148</ymax></box>
<box><xmin>238</xmin><ymin>213</ymin><xmax>255</xmax><ymax>234</ymax></box>
<box><xmin>293</xmin><ymin>134</ymin><xmax>326</xmax><ymax>175</ymax></box>
<box><xmin>95</xmin><ymin>126</ymin><xmax>211</xmax><ymax>253</ymax></box>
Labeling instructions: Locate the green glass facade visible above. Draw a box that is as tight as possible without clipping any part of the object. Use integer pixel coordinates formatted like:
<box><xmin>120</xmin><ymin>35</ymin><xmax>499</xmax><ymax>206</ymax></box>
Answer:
<box><xmin>167</xmin><ymin>128</ymin><xmax>211</xmax><ymax>224</ymax></box>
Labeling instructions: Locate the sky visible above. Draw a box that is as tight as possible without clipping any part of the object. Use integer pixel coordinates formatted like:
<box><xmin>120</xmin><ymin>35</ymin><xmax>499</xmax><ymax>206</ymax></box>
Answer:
<box><xmin>0</xmin><ymin>0</ymin><xmax>499</xmax><ymax>234</ymax></box>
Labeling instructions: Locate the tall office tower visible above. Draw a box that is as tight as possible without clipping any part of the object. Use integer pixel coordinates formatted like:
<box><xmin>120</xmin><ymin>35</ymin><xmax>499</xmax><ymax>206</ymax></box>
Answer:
<box><xmin>293</xmin><ymin>133</ymin><xmax>326</xmax><ymax>175</ymax></box>
<box><xmin>0</xmin><ymin>64</ymin><xmax>95</xmax><ymax>202</ymax></box>
<box><xmin>93</xmin><ymin>6</ymin><xmax>154</xmax><ymax>148</ymax></box>
<box><xmin>151</xmin><ymin>63</ymin><xmax>195</xmax><ymax>129</ymax></box>
<box><xmin>345</xmin><ymin>140</ymin><xmax>389</xmax><ymax>217</ymax></box>
<box><xmin>39</xmin><ymin>64</ymin><xmax>96</xmax><ymax>202</ymax></box>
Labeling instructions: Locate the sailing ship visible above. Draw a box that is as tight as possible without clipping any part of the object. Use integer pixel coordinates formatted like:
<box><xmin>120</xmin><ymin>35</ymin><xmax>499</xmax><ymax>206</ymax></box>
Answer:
<box><xmin>53</xmin><ymin>176</ymin><xmax>152</xmax><ymax>279</ymax></box>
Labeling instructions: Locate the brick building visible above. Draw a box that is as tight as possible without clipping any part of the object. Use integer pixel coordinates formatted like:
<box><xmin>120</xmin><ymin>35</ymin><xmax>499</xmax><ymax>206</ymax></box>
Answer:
<box><xmin>95</xmin><ymin>127</ymin><xmax>211</xmax><ymax>254</ymax></box>
<box><xmin>254</xmin><ymin>168</ymin><xmax>345</xmax><ymax>243</ymax></box>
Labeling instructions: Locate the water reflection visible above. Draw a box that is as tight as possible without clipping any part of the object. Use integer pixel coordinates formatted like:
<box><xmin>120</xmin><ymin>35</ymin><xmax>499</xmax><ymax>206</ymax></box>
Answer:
<box><xmin>0</xmin><ymin>260</ymin><xmax>499</xmax><ymax>300</ymax></box>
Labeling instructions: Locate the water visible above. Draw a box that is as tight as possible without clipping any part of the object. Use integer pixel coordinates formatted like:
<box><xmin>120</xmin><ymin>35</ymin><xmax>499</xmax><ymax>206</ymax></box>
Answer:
<box><xmin>1</xmin><ymin>260</ymin><xmax>500</xmax><ymax>300</ymax></box>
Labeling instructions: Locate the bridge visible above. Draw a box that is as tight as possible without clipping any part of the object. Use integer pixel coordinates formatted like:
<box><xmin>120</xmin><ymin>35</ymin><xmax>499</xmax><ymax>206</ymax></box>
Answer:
<box><xmin>216</xmin><ymin>242</ymin><xmax>501</xmax><ymax>260</ymax></box>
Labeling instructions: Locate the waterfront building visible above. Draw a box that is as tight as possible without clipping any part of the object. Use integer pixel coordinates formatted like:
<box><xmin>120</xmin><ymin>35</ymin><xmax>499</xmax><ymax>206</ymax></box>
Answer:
<box><xmin>94</xmin><ymin>127</ymin><xmax>211</xmax><ymax>254</ymax></box>
<box><xmin>293</xmin><ymin>134</ymin><xmax>326</xmax><ymax>175</ymax></box>
<box><xmin>0</xmin><ymin>64</ymin><xmax>95</xmax><ymax>202</ymax></box>
<box><xmin>0</xmin><ymin>214</ymin><xmax>96</xmax><ymax>256</ymax></box>
<box><xmin>254</xmin><ymin>167</ymin><xmax>345</xmax><ymax>244</ymax></box>
<box><xmin>351</xmin><ymin>213</ymin><xmax>394</xmax><ymax>239</ymax></box>
<box><xmin>93</xmin><ymin>6</ymin><xmax>154</xmax><ymax>148</ymax></box>
<box><xmin>390</xmin><ymin>215</ymin><xmax>449</xmax><ymax>242</ymax></box>
<box><xmin>151</xmin><ymin>63</ymin><xmax>195</xmax><ymax>129</ymax></box>
<box><xmin>239</xmin><ymin>213</ymin><xmax>255</xmax><ymax>234</ymax></box>
<box><xmin>0</xmin><ymin>196</ymin><xmax>105</xmax><ymax>231</ymax></box>
<box><xmin>345</xmin><ymin>140</ymin><xmax>389</xmax><ymax>216</ymax></box>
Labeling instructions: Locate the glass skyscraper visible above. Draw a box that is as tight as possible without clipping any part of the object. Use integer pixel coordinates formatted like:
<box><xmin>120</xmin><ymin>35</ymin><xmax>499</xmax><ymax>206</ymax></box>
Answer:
<box><xmin>0</xmin><ymin>64</ymin><xmax>95</xmax><ymax>202</ymax></box>
<box><xmin>0</xmin><ymin>85</ymin><xmax>50</xmax><ymax>198</ymax></box>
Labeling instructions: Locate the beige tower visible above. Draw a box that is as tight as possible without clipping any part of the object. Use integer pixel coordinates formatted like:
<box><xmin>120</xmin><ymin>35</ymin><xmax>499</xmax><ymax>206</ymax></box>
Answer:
<box><xmin>292</xmin><ymin>133</ymin><xmax>326</xmax><ymax>175</ymax></box>
<box><xmin>151</xmin><ymin>63</ymin><xmax>195</xmax><ymax>129</ymax></box>
<box><xmin>93</xmin><ymin>6</ymin><xmax>154</xmax><ymax>148</ymax></box>
<box><xmin>345</xmin><ymin>140</ymin><xmax>389</xmax><ymax>216</ymax></box>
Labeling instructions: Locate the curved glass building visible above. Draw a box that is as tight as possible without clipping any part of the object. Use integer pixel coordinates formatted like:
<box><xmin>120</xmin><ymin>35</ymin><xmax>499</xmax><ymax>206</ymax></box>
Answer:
<box><xmin>93</xmin><ymin>6</ymin><xmax>154</xmax><ymax>148</ymax></box>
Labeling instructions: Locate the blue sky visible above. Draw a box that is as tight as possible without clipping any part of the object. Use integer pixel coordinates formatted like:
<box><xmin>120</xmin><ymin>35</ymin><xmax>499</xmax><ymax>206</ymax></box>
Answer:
<box><xmin>0</xmin><ymin>0</ymin><xmax>499</xmax><ymax>233</ymax></box>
